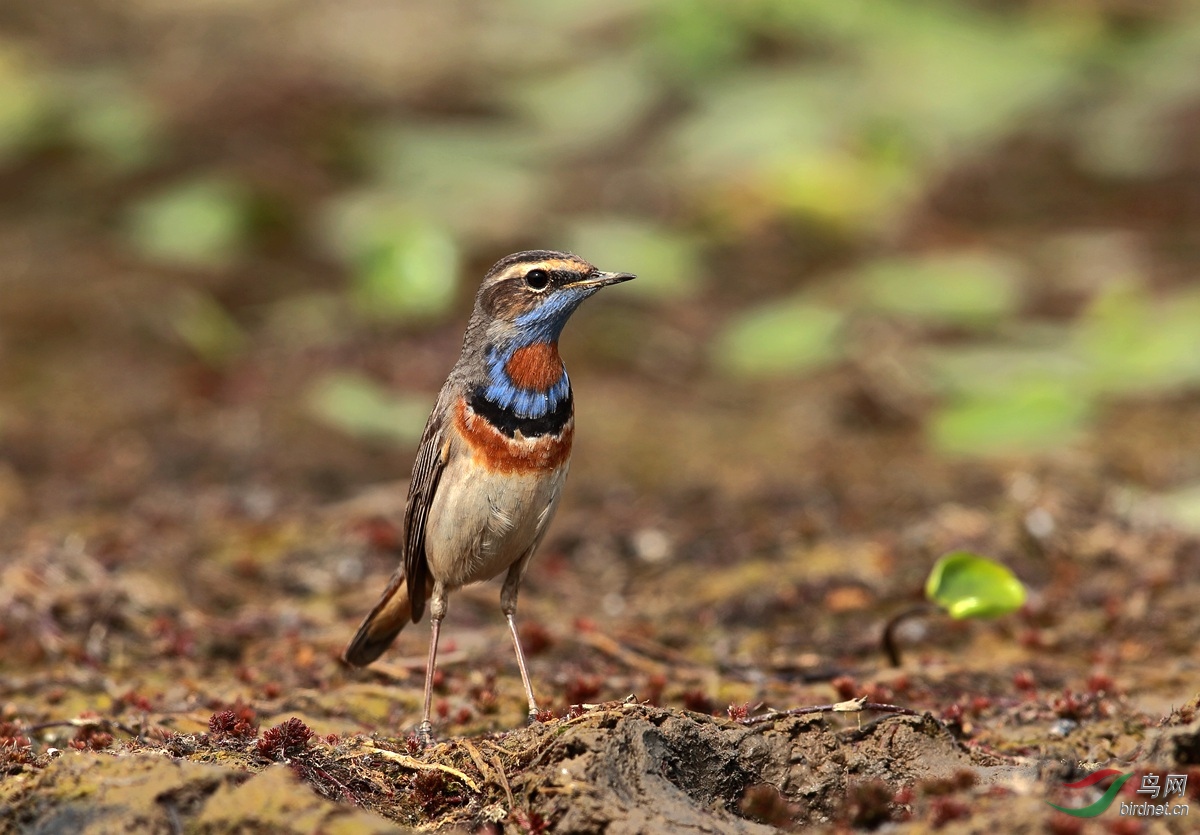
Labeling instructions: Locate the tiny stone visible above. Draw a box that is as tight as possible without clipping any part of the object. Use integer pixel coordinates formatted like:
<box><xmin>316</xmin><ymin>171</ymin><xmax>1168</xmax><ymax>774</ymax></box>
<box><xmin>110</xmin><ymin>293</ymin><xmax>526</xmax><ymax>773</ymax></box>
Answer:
<box><xmin>632</xmin><ymin>528</ymin><xmax>672</xmax><ymax>563</ymax></box>
<box><xmin>1024</xmin><ymin>507</ymin><xmax>1055</xmax><ymax>539</ymax></box>
<box><xmin>1048</xmin><ymin>718</ymin><xmax>1078</xmax><ymax>738</ymax></box>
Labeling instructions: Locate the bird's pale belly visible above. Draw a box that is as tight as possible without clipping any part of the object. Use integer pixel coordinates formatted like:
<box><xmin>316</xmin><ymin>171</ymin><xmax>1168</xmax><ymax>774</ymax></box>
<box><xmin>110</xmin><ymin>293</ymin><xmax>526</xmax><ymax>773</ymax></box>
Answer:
<box><xmin>422</xmin><ymin>453</ymin><xmax>569</xmax><ymax>590</ymax></box>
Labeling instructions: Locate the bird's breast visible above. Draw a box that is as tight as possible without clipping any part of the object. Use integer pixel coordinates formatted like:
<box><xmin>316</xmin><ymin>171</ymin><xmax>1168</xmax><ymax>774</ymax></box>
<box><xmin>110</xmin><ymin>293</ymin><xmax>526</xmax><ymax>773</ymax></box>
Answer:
<box><xmin>423</xmin><ymin>434</ymin><xmax>569</xmax><ymax>588</ymax></box>
<box><xmin>453</xmin><ymin>396</ymin><xmax>574</xmax><ymax>475</ymax></box>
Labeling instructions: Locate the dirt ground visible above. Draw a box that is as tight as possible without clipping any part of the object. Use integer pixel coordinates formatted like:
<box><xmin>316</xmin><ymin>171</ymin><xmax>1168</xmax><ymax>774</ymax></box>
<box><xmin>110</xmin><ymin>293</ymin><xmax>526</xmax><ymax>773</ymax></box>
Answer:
<box><xmin>2</xmin><ymin>309</ymin><xmax>1200</xmax><ymax>833</ymax></box>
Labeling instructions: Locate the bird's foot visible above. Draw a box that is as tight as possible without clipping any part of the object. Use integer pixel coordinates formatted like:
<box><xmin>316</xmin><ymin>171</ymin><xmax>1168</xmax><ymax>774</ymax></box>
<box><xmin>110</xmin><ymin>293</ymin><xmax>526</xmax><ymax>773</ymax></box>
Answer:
<box><xmin>416</xmin><ymin>720</ymin><xmax>435</xmax><ymax>748</ymax></box>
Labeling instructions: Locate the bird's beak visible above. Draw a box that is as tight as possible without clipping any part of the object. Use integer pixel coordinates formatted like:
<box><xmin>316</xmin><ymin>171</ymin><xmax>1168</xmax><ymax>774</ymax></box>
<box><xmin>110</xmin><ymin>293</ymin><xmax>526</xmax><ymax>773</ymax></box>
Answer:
<box><xmin>575</xmin><ymin>270</ymin><xmax>636</xmax><ymax>289</ymax></box>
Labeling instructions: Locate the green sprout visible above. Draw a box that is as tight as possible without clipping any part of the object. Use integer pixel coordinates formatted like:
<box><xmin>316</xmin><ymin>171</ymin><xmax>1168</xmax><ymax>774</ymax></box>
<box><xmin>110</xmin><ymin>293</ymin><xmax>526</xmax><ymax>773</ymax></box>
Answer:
<box><xmin>883</xmin><ymin>552</ymin><xmax>1027</xmax><ymax>666</ymax></box>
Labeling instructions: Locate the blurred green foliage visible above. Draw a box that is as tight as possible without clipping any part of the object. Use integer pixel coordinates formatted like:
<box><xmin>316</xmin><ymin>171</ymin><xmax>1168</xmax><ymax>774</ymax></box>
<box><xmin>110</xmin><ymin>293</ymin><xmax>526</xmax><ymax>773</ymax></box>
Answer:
<box><xmin>64</xmin><ymin>73</ymin><xmax>162</xmax><ymax>173</ymax></box>
<box><xmin>169</xmin><ymin>290</ymin><xmax>246</xmax><ymax>366</ymax></box>
<box><xmin>1074</xmin><ymin>286</ymin><xmax>1200</xmax><ymax>395</ymax></box>
<box><xmin>323</xmin><ymin>196</ymin><xmax>461</xmax><ymax>321</ymax></box>
<box><xmin>508</xmin><ymin>53</ymin><xmax>657</xmax><ymax>154</ymax></box>
<box><xmin>660</xmin><ymin>0</ymin><xmax>1087</xmax><ymax>231</ymax></box>
<box><xmin>931</xmin><ymin>382</ymin><xmax>1092</xmax><ymax>457</ymax></box>
<box><xmin>353</xmin><ymin>126</ymin><xmax>542</xmax><ymax>243</ymax></box>
<box><xmin>855</xmin><ymin>253</ymin><xmax>1022</xmax><ymax>327</ymax></box>
<box><xmin>565</xmin><ymin>218</ymin><xmax>701</xmax><ymax>299</ymax></box>
<box><xmin>0</xmin><ymin>46</ymin><xmax>51</xmax><ymax>161</ymax></box>
<box><xmin>126</xmin><ymin>180</ymin><xmax>250</xmax><ymax>271</ymax></box>
<box><xmin>3</xmin><ymin>0</ymin><xmax>1200</xmax><ymax>464</ymax></box>
<box><xmin>1077</xmin><ymin>15</ymin><xmax>1200</xmax><ymax>177</ymax></box>
<box><xmin>306</xmin><ymin>374</ymin><xmax>430</xmax><ymax>445</ymax></box>
<box><xmin>915</xmin><ymin>282</ymin><xmax>1200</xmax><ymax>454</ymax></box>
<box><xmin>713</xmin><ymin>302</ymin><xmax>845</xmax><ymax>376</ymax></box>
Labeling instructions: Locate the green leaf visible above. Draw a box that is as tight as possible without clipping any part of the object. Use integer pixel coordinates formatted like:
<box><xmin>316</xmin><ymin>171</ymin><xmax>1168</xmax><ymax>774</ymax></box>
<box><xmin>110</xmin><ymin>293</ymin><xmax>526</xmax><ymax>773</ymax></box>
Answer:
<box><xmin>564</xmin><ymin>218</ymin><xmax>701</xmax><ymax>299</ymax></box>
<box><xmin>507</xmin><ymin>53</ymin><xmax>657</xmax><ymax>153</ymax></box>
<box><xmin>714</xmin><ymin>301</ymin><xmax>844</xmax><ymax>377</ymax></box>
<box><xmin>355</xmin><ymin>127</ymin><xmax>543</xmax><ymax>240</ymax></box>
<box><xmin>922</xmin><ymin>339</ymin><xmax>1087</xmax><ymax>398</ymax></box>
<box><xmin>64</xmin><ymin>74</ymin><xmax>161</xmax><ymax>173</ymax></box>
<box><xmin>647</xmin><ymin>0</ymin><xmax>749</xmax><ymax>82</ymax></box>
<box><xmin>1073</xmin><ymin>285</ymin><xmax>1200</xmax><ymax>395</ymax></box>
<box><xmin>762</xmin><ymin>147</ymin><xmax>916</xmax><ymax>229</ymax></box>
<box><xmin>169</xmin><ymin>291</ymin><xmax>246</xmax><ymax>366</ymax></box>
<box><xmin>322</xmin><ymin>195</ymin><xmax>460</xmax><ymax>321</ymax></box>
<box><xmin>857</xmin><ymin>252</ymin><xmax>1022</xmax><ymax>326</ymax></box>
<box><xmin>0</xmin><ymin>46</ymin><xmax>52</xmax><ymax>162</ymax></box>
<box><xmin>306</xmin><ymin>374</ymin><xmax>429</xmax><ymax>445</ymax></box>
<box><xmin>354</xmin><ymin>225</ymin><xmax>459</xmax><ymax>321</ymax></box>
<box><xmin>126</xmin><ymin>179</ymin><xmax>249</xmax><ymax>270</ymax></box>
<box><xmin>930</xmin><ymin>380</ymin><xmax>1091</xmax><ymax>456</ymax></box>
<box><xmin>925</xmin><ymin>552</ymin><xmax>1027</xmax><ymax>619</ymax></box>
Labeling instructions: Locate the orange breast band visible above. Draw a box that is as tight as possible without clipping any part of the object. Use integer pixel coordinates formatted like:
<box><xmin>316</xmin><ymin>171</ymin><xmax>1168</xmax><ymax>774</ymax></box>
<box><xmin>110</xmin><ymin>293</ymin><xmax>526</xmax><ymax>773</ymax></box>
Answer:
<box><xmin>455</xmin><ymin>397</ymin><xmax>573</xmax><ymax>475</ymax></box>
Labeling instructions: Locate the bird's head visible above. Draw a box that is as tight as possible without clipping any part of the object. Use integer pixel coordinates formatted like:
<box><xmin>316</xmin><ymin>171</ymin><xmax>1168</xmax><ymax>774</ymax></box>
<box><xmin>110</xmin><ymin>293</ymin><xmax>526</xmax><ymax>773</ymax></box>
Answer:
<box><xmin>475</xmin><ymin>250</ymin><xmax>634</xmax><ymax>345</ymax></box>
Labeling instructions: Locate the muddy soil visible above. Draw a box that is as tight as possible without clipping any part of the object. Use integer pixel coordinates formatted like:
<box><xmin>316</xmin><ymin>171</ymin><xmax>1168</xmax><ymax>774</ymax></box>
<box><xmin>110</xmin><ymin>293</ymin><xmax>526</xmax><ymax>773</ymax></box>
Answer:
<box><xmin>2</xmin><ymin>343</ymin><xmax>1199</xmax><ymax>833</ymax></box>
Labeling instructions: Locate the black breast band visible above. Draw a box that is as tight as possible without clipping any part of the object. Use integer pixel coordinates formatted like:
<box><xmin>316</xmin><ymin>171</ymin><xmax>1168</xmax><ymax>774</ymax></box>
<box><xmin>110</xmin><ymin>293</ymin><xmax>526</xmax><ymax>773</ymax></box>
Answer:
<box><xmin>468</xmin><ymin>387</ymin><xmax>573</xmax><ymax>438</ymax></box>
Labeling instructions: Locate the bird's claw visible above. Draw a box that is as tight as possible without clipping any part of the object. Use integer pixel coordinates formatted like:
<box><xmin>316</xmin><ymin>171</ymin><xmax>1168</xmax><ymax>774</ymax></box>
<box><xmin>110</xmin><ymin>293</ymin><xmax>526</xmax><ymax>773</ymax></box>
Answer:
<box><xmin>416</xmin><ymin>720</ymin><xmax>434</xmax><ymax>749</ymax></box>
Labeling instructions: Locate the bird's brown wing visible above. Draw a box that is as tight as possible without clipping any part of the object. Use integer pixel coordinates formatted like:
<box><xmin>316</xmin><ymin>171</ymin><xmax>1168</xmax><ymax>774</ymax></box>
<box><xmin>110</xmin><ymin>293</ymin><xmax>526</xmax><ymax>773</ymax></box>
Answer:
<box><xmin>403</xmin><ymin>398</ymin><xmax>452</xmax><ymax>623</ymax></box>
<box><xmin>341</xmin><ymin>392</ymin><xmax>452</xmax><ymax>667</ymax></box>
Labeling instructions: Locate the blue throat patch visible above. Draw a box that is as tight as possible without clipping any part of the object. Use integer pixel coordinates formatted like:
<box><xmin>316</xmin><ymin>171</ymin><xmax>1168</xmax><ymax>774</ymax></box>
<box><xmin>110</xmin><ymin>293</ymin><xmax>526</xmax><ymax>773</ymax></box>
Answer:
<box><xmin>512</xmin><ymin>289</ymin><xmax>588</xmax><ymax>343</ymax></box>
<box><xmin>479</xmin><ymin>288</ymin><xmax>592</xmax><ymax>419</ymax></box>
<box><xmin>482</xmin><ymin>344</ymin><xmax>571</xmax><ymax>420</ymax></box>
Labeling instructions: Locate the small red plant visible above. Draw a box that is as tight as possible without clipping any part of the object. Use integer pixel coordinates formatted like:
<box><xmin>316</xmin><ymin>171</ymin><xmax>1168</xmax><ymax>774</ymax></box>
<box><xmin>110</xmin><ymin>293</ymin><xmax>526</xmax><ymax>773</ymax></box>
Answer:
<box><xmin>726</xmin><ymin>703</ymin><xmax>750</xmax><ymax>721</ymax></box>
<box><xmin>681</xmin><ymin>690</ymin><xmax>716</xmax><ymax>714</ymax></box>
<box><xmin>405</xmin><ymin>734</ymin><xmax>422</xmax><ymax>755</ymax></box>
<box><xmin>1013</xmin><ymin>670</ymin><xmax>1036</xmax><ymax>692</ymax></box>
<box><xmin>831</xmin><ymin>676</ymin><xmax>859</xmax><ymax>701</ymax></box>
<box><xmin>410</xmin><ymin>769</ymin><xmax>463</xmax><ymax>816</ymax></box>
<box><xmin>208</xmin><ymin>708</ymin><xmax>258</xmax><ymax>743</ymax></box>
<box><xmin>117</xmin><ymin>690</ymin><xmax>156</xmax><ymax>712</ymax></box>
<box><xmin>844</xmin><ymin>779</ymin><xmax>895</xmax><ymax>828</ymax></box>
<box><xmin>564</xmin><ymin>675</ymin><xmax>601</xmax><ymax>706</ymax></box>
<box><xmin>255</xmin><ymin>717</ymin><xmax>315</xmax><ymax>762</ymax></box>
<box><xmin>929</xmin><ymin>797</ymin><xmax>970</xmax><ymax>828</ymax></box>
<box><xmin>520</xmin><ymin>621</ymin><xmax>553</xmax><ymax>655</ymax></box>
<box><xmin>510</xmin><ymin>808</ymin><xmax>550</xmax><ymax>834</ymax></box>
<box><xmin>643</xmin><ymin>673</ymin><xmax>667</xmax><ymax>706</ymax></box>
<box><xmin>69</xmin><ymin>723</ymin><xmax>114</xmax><ymax>751</ymax></box>
<box><xmin>0</xmin><ymin>722</ymin><xmax>32</xmax><ymax>749</ymax></box>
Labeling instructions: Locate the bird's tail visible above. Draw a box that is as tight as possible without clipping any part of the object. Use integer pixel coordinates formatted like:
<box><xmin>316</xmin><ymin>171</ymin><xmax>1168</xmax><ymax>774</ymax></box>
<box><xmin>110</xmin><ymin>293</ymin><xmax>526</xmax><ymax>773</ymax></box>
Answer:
<box><xmin>342</xmin><ymin>569</ymin><xmax>422</xmax><ymax>667</ymax></box>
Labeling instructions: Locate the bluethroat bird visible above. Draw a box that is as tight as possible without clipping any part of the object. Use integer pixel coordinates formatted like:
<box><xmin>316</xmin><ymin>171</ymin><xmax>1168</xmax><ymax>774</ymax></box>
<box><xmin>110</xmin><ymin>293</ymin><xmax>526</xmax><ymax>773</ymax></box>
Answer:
<box><xmin>342</xmin><ymin>250</ymin><xmax>634</xmax><ymax>742</ymax></box>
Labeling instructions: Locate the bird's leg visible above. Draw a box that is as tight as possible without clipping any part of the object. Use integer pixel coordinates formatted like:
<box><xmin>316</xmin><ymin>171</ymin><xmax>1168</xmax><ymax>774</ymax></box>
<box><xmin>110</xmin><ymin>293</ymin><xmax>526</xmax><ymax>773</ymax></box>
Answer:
<box><xmin>501</xmin><ymin>562</ymin><xmax>539</xmax><ymax>722</ymax></box>
<box><xmin>417</xmin><ymin>582</ymin><xmax>448</xmax><ymax>747</ymax></box>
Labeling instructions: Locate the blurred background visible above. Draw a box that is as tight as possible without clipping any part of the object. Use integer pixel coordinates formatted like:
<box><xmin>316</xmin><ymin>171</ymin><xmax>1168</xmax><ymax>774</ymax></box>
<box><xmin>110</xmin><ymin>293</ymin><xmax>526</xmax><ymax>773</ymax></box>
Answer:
<box><xmin>3</xmin><ymin>0</ymin><xmax>1200</xmax><ymax>512</ymax></box>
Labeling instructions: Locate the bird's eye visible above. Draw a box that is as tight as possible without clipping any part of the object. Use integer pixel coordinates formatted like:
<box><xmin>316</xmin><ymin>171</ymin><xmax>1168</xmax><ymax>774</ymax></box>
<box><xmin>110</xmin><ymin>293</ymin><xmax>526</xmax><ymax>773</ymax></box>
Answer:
<box><xmin>524</xmin><ymin>269</ymin><xmax>550</xmax><ymax>290</ymax></box>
